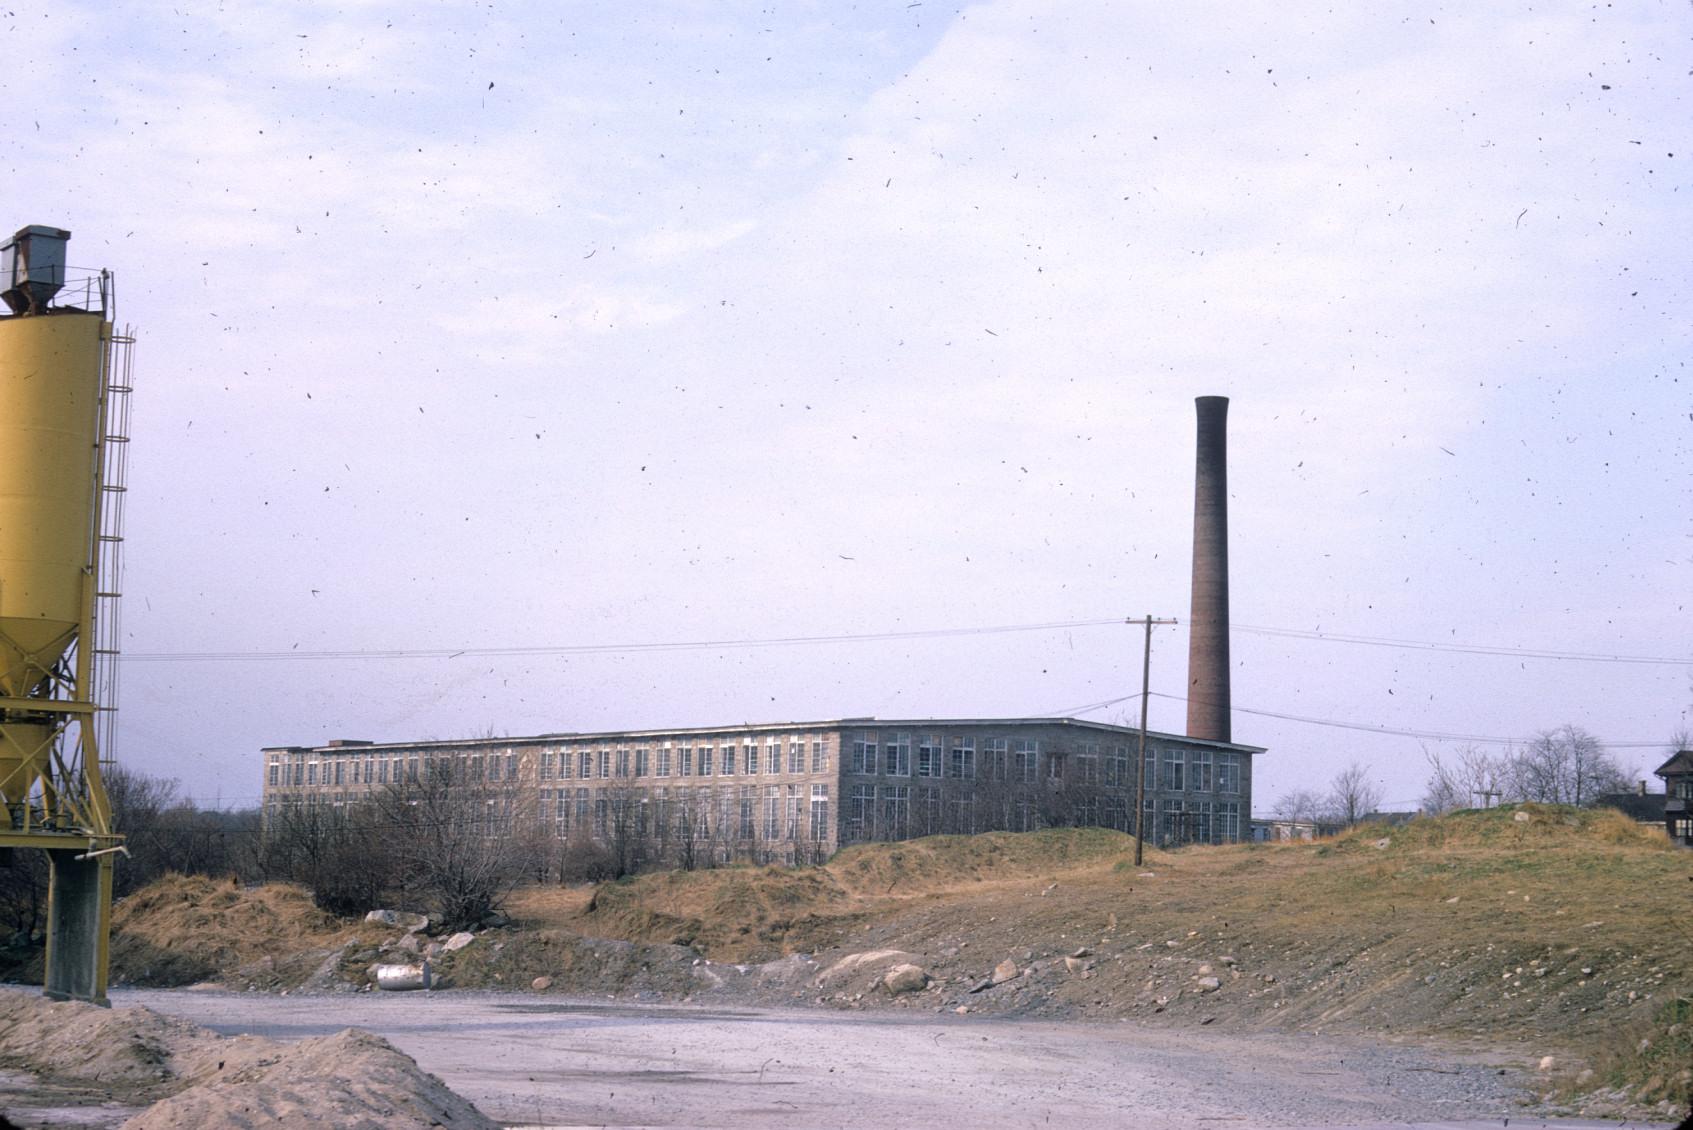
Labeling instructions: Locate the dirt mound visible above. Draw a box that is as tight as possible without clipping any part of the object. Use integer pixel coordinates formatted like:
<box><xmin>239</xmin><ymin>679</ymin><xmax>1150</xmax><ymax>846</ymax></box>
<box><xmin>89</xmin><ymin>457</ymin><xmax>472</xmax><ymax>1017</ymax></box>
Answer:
<box><xmin>579</xmin><ymin>828</ymin><xmax>1139</xmax><ymax>961</ymax></box>
<box><xmin>0</xmin><ymin>988</ymin><xmax>496</xmax><ymax>1128</ymax></box>
<box><xmin>126</xmin><ymin>1026</ymin><xmax>496</xmax><ymax>1130</ymax></box>
<box><xmin>112</xmin><ymin>875</ymin><xmax>371</xmax><ymax>989</ymax></box>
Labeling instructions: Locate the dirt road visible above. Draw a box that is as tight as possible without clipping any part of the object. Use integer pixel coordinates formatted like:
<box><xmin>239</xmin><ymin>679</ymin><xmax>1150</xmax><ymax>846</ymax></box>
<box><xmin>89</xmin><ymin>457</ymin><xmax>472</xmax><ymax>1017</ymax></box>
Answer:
<box><xmin>112</xmin><ymin>989</ymin><xmax>1653</xmax><ymax>1129</ymax></box>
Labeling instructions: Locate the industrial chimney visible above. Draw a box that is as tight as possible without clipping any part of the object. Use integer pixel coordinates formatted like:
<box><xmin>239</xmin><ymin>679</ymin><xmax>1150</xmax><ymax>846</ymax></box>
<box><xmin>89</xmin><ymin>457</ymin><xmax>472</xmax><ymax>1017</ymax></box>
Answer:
<box><xmin>1186</xmin><ymin>396</ymin><xmax>1231</xmax><ymax>743</ymax></box>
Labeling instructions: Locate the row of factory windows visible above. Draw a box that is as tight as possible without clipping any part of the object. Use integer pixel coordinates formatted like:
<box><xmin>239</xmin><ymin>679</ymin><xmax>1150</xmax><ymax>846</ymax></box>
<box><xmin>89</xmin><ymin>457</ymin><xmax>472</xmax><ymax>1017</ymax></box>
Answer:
<box><xmin>842</xmin><ymin>786</ymin><xmax>1244</xmax><ymax>844</ymax></box>
<box><xmin>268</xmin><ymin>736</ymin><xmax>835</xmax><ymax>789</ymax></box>
<box><xmin>536</xmin><ymin>784</ymin><xmax>830</xmax><ymax>844</ymax></box>
<box><xmin>266</xmin><ymin>734</ymin><xmax>1243</xmax><ymax>796</ymax></box>
<box><xmin>848</xmin><ymin>732</ymin><xmax>1242</xmax><ymax>793</ymax></box>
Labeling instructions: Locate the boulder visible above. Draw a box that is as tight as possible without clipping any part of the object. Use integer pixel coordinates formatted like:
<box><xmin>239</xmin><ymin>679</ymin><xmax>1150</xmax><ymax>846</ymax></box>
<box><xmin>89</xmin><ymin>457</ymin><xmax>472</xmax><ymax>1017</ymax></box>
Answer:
<box><xmin>1194</xmin><ymin>976</ymin><xmax>1222</xmax><ymax>993</ymax></box>
<box><xmin>882</xmin><ymin>964</ymin><xmax>930</xmax><ymax>995</ymax></box>
<box><xmin>531</xmin><ymin>976</ymin><xmax>553</xmax><ymax>992</ymax></box>
<box><xmin>364</xmin><ymin>909</ymin><xmax>429</xmax><ymax>932</ymax></box>
<box><xmin>991</xmin><ymin>959</ymin><xmax>1020</xmax><ymax>985</ymax></box>
<box><xmin>442</xmin><ymin>932</ymin><xmax>477</xmax><ymax>953</ymax></box>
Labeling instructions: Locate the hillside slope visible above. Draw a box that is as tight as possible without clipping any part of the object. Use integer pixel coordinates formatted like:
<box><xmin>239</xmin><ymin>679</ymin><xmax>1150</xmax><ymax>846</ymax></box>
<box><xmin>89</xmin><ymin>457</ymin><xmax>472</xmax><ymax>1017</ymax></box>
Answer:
<box><xmin>104</xmin><ymin>805</ymin><xmax>1691</xmax><ymax>1113</ymax></box>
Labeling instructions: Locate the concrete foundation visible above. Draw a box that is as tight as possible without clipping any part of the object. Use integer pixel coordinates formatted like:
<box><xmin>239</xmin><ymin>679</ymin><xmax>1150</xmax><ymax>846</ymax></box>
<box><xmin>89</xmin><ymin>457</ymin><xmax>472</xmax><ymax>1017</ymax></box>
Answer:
<box><xmin>44</xmin><ymin>849</ymin><xmax>113</xmax><ymax>1006</ymax></box>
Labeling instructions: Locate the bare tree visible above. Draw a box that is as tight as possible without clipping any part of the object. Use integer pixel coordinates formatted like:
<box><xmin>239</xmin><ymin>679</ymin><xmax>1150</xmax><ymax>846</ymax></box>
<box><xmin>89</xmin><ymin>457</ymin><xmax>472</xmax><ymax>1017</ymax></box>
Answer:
<box><xmin>1326</xmin><ymin>762</ymin><xmax>1383</xmax><ymax>827</ymax></box>
<box><xmin>1515</xmin><ymin>725</ymin><xmax>1629</xmax><ymax>807</ymax></box>
<box><xmin>1421</xmin><ymin>745</ymin><xmax>1518</xmax><ymax>814</ymax></box>
<box><xmin>1272</xmin><ymin>788</ymin><xmax>1327</xmax><ymax>822</ymax></box>
<box><xmin>367</xmin><ymin>763</ymin><xmax>539</xmax><ymax>929</ymax></box>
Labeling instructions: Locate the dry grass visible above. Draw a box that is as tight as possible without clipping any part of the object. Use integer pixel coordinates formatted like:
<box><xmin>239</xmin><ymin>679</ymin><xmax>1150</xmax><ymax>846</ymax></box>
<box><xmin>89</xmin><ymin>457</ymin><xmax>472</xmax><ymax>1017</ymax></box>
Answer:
<box><xmin>111</xmin><ymin>874</ymin><xmax>375</xmax><ymax>987</ymax></box>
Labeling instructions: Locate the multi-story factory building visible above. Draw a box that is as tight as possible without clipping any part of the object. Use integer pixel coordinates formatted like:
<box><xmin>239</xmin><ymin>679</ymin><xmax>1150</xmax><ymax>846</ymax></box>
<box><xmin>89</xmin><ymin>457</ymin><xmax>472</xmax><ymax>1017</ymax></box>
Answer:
<box><xmin>263</xmin><ymin>717</ymin><xmax>1261</xmax><ymax>864</ymax></box>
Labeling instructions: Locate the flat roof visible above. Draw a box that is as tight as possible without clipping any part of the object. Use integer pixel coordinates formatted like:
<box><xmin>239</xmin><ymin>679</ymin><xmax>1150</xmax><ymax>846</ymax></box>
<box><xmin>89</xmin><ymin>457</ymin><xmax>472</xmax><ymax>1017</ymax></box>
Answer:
<box><xmin>263</xmin><ymin>717</ymin><xmax>1266</xmax><ymax>756</ymax></box>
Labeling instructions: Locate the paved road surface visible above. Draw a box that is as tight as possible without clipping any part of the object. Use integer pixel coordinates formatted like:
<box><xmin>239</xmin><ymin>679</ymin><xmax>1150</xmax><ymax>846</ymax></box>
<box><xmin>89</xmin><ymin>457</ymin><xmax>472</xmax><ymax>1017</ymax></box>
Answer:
<box><xmin>115</xmin><ymin>990</ymin><xmax>1671</xmax><ymax>1130</ymax></box>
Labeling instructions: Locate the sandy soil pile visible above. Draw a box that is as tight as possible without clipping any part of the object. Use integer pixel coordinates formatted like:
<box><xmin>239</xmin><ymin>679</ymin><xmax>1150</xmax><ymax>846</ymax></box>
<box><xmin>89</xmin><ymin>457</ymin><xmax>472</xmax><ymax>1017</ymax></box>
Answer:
<box><xmin>0</xmin><ymin>989</ymin><xmax>496</xmax><ymax>1128</ymax></box>
<box><xmin>111</xmin><ymin>875</ymin><xmax>374</xmax><ymax>989</ymax></box>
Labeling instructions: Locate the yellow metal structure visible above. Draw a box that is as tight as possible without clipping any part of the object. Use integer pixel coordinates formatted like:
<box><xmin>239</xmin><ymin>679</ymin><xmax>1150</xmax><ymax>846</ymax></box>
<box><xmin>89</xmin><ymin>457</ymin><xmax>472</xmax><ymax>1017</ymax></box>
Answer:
<box><xmin>0</xmin><ymin>293</ymin><xmax>124</xmax><ymax>1004</ymax></box>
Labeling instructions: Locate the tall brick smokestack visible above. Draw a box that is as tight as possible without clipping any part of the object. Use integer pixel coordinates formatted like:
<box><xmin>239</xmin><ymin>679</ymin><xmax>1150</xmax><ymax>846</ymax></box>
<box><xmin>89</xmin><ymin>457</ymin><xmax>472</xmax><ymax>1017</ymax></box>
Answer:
<box><xmin>1186</xmin><ymin>395</ymin><xmax>1231</xmax><ymax>743</ymax></box>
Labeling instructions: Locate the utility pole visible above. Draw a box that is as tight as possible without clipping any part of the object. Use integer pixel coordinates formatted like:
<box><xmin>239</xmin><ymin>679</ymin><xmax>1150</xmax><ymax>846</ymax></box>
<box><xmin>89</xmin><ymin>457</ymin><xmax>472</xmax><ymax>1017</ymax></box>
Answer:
<box><xmin>1133</xmin><ymin>615</ymin><xmax>1179</xmax><ymax>867</ymax></box>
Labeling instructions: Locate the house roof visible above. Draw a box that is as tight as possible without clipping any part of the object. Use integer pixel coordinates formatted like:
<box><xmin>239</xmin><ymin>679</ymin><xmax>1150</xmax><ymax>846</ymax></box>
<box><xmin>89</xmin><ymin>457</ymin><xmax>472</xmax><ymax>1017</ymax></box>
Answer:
<box><xmin>1654</xmin><ymin>749</ymin><xmax>1693</xmax><ymax>778</ymax></box>
<box><xmin>1594</xmin><ymin>792</ymin><xmax>1667</xmax><ymax>822</ymax></box>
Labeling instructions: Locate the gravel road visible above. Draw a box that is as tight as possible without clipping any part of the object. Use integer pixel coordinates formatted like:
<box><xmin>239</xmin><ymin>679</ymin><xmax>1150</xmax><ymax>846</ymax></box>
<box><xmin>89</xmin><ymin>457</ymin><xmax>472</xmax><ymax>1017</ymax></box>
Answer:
<box><xmin>112</xmin><ymin>989</ymin><xmax>1665</xmax><ymax>1130</ymax></box>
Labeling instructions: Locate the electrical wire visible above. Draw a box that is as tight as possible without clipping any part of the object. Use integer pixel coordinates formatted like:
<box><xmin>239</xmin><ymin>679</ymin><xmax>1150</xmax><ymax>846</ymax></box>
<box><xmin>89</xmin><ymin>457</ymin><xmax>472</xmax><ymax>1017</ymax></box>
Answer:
<box><xmin>1234</xmin><ymin>623</ymin><xmax>1688</xmax><ymax>667</ymax></box>
<box><xmin>118</xmin><ymin>617</ymin><xmax>1132</xmax><ymax>663</ymax></box>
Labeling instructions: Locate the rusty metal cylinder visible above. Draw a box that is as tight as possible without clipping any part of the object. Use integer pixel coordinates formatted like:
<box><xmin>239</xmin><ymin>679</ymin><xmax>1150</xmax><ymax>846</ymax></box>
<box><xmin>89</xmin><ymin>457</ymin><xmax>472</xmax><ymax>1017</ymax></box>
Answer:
<box><xmin>1186</xmin><ymin>396</ymin><xmax>1231</xmax><ymax>743</ymax></box>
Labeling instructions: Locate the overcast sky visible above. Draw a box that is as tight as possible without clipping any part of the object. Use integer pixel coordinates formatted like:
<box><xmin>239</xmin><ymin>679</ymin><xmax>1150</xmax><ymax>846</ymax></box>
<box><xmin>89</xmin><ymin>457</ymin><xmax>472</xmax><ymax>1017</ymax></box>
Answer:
<box><xmin>10</xmin><ymin>1</ymin><xmax>1688</xmax><ymax>812</ymax></box>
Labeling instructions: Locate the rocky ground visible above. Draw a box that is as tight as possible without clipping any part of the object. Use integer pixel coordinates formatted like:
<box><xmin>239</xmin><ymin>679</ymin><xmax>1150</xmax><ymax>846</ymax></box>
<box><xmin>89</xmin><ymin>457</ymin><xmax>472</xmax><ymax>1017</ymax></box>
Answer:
<box><xmin>3</xmin><ymin>806</ymin><xmax>1685</xmax><ymax>1126</ymax></box>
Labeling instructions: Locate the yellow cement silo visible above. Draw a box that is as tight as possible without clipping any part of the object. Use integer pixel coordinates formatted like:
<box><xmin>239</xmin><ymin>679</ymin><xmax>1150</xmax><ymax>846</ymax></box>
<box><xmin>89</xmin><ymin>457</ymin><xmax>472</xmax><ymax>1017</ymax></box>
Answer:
<box><xmin>0</xmin><ymin>224</ymin><xmax>126</xmax><ymax>1005</ymax></box>
<box><xmin>0</xmin><ymin>311</ymin><xmax>106</xmax><ymax>803</ymax></box>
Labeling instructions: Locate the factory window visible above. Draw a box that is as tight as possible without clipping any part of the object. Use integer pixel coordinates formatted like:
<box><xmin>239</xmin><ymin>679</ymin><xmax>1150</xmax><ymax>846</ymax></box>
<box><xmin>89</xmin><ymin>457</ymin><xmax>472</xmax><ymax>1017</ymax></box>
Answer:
<box><xmin>916</xmin><ymin>735</ymin><xmax>942</xmax><ymax>778</ymax></box>
<box><xmin>1218</xmin><ymin>754</ymin><xmax>1239</xmax><ymax>795</ymax></box>
<box><xmin>351</xmin><ymin>759</ymin><xmax>362</xmax><ymax>785</ymax></box>
<box><xmin>615</xmin><ymin>748</ymin><xmax>631</xmax><ymax>778</ymax></box>
<box><xmin>884</xmin><ymin>732</ymin><xmax>911</xmax><ymax>777</ymax></box>
<box><xmin>721</xmin><ymin>744</ymin><xmax>737</xmax><ymax>775</ymax></box>
<box><xmin>268</xmin><ymin>760</ymin><xmax>279</xmax><ymax>786</ymax></box>
<box><xmin>1077</xmin><ymin>750</ymin><xmax>1099</xmax><ymax>785</ymax></box>
<box><xmin>847</xmin><ymin>784</ymin><xmax>874</xmax><ymax>839</ymax></box>
<box><xmin>698</xmin><ymin>745</ymin><xmax>714</xmax><ymax>776</ymax></box>
<box><xmin>332</xmin><ymin>759</ymin><xmax>344</xmax><ymax>785</ymax></box>
<box><xmin>538</xmin><ymin>791</ymin><xmax>553</xmax><ymax>823</ymax></box>
<box><xmin>1190</xmin><ymin>801</ymin><xmax>1214</xmax><ymax>843</ymax></box>
<box><xmin>539</xmin><ymin>752</ymin><xmax>555</xmax><ymax>781</ymax></box>
<box><xmin>594</xmin><ymin>799</ymin><xmax>609</xmax><ymax>840</ymax></box>
<box><xmin>763</xmin><ymin>786</ymin><xmax>781</xmax><ymax>840</ymax></box>
<box><xmin>1144</xmin><ymin>748</ymin><xmax>1156</xmax><ymax>794</ymax></box>
<box><xmin>918</xmin><ymin>786</ymin><xmax>942</xmax><ymax>835</ymax></box>
<box><xmin>746</xmin><ymin>742</ymin><xmax>761</xmax><ymax>775</ymax></box>
<box><xmin>811</xmin><ymin>739</ymin><xmax>828</xmax><ymax>773</ymax></box>
<box><xmin>881</xmin><ymin>785</ymin><xmax>910</xmax><ymax>839</ymax></box>
<box><xmin>788</xmin><ymin>740</ymin><xmax>804</xmax><ymax>775</ymax></box>
<box><xmin>1103</xmin><ymin>796</ymin><xmax>1128</xmax><ymax>831</ymax></box>
<box><xmin>579</xmin><ymin>750</ymin><xmax>593</xmax><ymax>779</ymax></box>
<box><xmin>292</xmin><ymin>759</ymin><xmax>304</xmax><ymax>786</ymax></box>
<box><xmin>1161</xmin><ymin>798</ymin><xmax>1185</xmax><ymax>844</ymax></box>
<box><xmin>1191</xmin><ymin>750</ymin><xmax>1213</xmax><ymax>792</ymax></box>
<box><xmin>597</xmin><ymin>749</ymin><xmax>612</xmax><ymax>779</ymax></box>
<box><xmin>1046</xmin><ymin>752</ymin><xmax>1064</xmax><ymax>782</ymax></box>
<box><xmin>656</xmin><ymin>746</ymin><xmax>672</xmax><ymax>777</ymax></box>
<box><xmin>558</xmin><ymin>750</ymin><xmax>573</xmax><ymax>780</ymax></box>
<box><xmin>1014</xmin><ymin>739</ymin><xmax>1038</xmax><ymax>783</ymax></box>
<box><xmin>785</xmin><ymin>784</ymin><xmax>800</xmax><ymax>839</ymax></box>
<box><xmin>810</xmin><ymin>785</ymin><xmax>829</xmax><ymax>841</ymax></box>
<box><xmin>633</xmin><ymin>748</ymin><xmax>649</xmax><ymax>777</ymax></box>
<box><xmin>1013</xmin><ymin>794</ymin><xmax>1033</xmax><ymax>832</ymax></box>
<box><xmin>767</xmin><ymin>738</ymin><xmax>782</xmax><ymax>773</ymax></box>
<box><xmin>307</xmin><ymin>762</ymin><xmax>318</xmax><ymax>786</ymax></box>
<box><xmin>575</xmin><ymin>788</ymin><xmax>589</xmax><ymax>828</ymax></box>
<box><xmin>1164</xmin><ymin>751</ymin><xmax>1185</xmax><ymax>792</ymax></box>
<box><xmin>949</xmin><ymin>788</ymin><xmax>975</xmax><ymax>834</ymax></box>
<box><xmin>851</xmin><ymin>731</ymin><xmax>877</xmax><ymax>775</ymax></box>
<box><xmin>556</xmin><ymin>790</ymin><xmax>571</xmax><ymax>835</ymax></box>
<box><xmin>507</xmin><ymin>752</ymin><xmax>518</xmax><ymax>778</ymax></box>
<box><xmin>949</xmin><ymin>737</ymin><xmax>975</xmax><ymax>780</ymax></box>
<box><xmin>1105</xmin><ymin>747</ymin><xmax>1126</xmax><ymax>787</ymax></box>
<box><xmin>677</xmin><ymin>745</ymin><xmax>692</xmax><ymax>777</ymax></box>
<box><xmin>486</xmin><ymin>755</ymin><xmax>500</xmax><ymax>781</ymax></box>
<box><xmin>1217</xmin><ymin>802</ymin><xmax>1240</xmax><ymax>842</ymax></box>
<box><xmin>469</xmin><ymin>756</ymin><xmax>484</xmax><ymax>781</ymax></box>
<box><xmin>982</xmin><ymin>738</ymin><xmax>1008</xmax><ymax>781</ymax></box>
<box><xmin>738</xmin><ymin>786</ymin><xmax>756</xmax><ymax>841</ymax></box>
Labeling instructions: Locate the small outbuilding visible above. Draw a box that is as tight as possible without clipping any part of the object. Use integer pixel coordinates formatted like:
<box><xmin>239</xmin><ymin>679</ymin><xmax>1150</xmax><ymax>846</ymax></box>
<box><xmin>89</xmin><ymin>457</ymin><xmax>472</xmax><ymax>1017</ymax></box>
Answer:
<box><xmin>1654</xmin><ymin>750</ymin><xmax>1693</xmax><ymax>847</ymax></box>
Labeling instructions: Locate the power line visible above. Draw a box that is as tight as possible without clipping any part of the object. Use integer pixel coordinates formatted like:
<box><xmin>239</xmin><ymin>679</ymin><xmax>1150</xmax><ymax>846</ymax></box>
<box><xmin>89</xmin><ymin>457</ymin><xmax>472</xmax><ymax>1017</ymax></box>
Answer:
<box><xmin>116</xmin><ymin>617</ymin><xmax>1689</xmax><ymax>666</ymax></box>
<box><xmin>1234</xmin><ymin>623</ymin><xmax>1688</xmax><ymax>667</ymax></box>
<box><xmin>117</xmin><ymin>617</ymin><xmax>1131</xmax><ymax>663</ymax></box>
<box><xmin>1138</xmin><ymin>691</ymin><xmax>1667</xmax><ymax>748</ymax></box>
